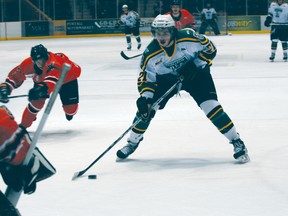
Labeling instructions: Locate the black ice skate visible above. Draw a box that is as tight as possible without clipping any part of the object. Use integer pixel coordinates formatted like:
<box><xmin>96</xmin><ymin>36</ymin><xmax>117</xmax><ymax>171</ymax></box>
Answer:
<box><xmin>127</xmin><ymin>43</ymin><xmax>132</xmax><ymax>51</ymax></box>
<box><xmin>137</xmin><ymin>43</ymin><xmax>141</xmax><ymax>50</ymax></box>
<box><xmin>116</xmin><ymin>139</ymin><xmax>142</xmax><ymax>159</ymax></box>
<box><xmin>230</xmin><ymin>138</ymin><xmax>250</xmax><ymax>163</ymax></box>
<box><xmin>269</xmin><ymin>53</ymin><xmax>275</xmax><ymax>62</ymax></box>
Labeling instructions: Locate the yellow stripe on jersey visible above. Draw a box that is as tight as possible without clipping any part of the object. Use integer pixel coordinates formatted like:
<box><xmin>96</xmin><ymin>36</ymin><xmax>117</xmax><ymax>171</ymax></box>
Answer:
<box><xmin>141</xmin><ymin>49</ymin><xmax>162</xmax><ymax>71</ymax></box>
<box><xmin>176</xmin><ymin>37</ymin><xmax>199</xmax><ymax>43</ymax></box>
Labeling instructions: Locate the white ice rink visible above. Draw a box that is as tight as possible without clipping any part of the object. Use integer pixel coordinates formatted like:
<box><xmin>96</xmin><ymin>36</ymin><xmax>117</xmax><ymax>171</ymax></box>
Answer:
<box><xmin>0</xmin><ymin>33</ymin><xmax>288</xmax><ymax>216</ymax></box>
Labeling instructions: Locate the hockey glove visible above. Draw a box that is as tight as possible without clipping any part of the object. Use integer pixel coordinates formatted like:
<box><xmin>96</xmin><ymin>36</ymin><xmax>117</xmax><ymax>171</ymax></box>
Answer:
<box><xmin>264</xmin><ymin>16</ymin><xmax>272</xmax><ymax>27</ymax></box>
<box><xmin>0</xmin><ymin>83</ymin><xmax>11</xmax><ymax>103</ymax></box>
<box><xmin>136</xmin><ymin>96</ymin><xmax>155</xmax><ymax>122</ymax></box>
<box><xmin>28</xmin><ymin>82</ymin><xmax>49</xmax><ymax>102</ymax></box>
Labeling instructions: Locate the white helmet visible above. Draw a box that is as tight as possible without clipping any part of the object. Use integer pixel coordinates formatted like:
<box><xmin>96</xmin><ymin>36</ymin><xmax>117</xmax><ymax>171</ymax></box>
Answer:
<box><xmin>151</xmin><ymin>14</ymin><xmax>176</xmax><ymax>37</ymax></box>
<box><xmin>151</xmin><ymin>14</ymin><xmax>175</xmax><ymax>28</ymax></box>
<box><xmin>122</xmin><ymin>4</ymin><xmax>128</xmax><ymax>9</ymax></box>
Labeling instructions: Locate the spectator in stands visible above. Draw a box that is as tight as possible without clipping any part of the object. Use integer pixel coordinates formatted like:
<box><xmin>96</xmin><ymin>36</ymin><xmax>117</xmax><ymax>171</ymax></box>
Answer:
<box><xmin>153</xmin><ymin>0</ymin><xmax>168</xmax><ymax>16</ymax></box>
<box><xmin>165</xmin><ymin>0</ymin><xmax>195</xmax><ymax>30</ymax></box>
<box><xmin>199</xmin><ymin>2</ymin><xmax>220</xmax><ymax>35</ymax></box>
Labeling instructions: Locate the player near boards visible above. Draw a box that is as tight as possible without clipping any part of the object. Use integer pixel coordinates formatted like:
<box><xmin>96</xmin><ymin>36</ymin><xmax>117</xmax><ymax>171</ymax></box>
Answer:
<box><xmin>264</xmin><ymin>0</ymin><xmax>288</xmax><ymax>61</ymax></box>
<box><xmin>199</xmin><ymin>2</ymin><xmax>221</xmax><ymax>35</ymax></box>
<box><xmin>116</xmin><ymin>4</ymin><xmax>141</xmax><ymax>50</ymax></box>
<box><xmin>0</xmin><ymin>44</ymin><xmax>81</xmax><ymax>129</ymax></box>
<box><xmin>165</xmin><ymin>0</ymin><xmax>195</xmax><ymax>30</ymax></box>
<box><xmin>0</xmin><ymin>105</ymin><xmax>55</xmax><ymax>194</ymax></box>
<box><xmin>116</xmin><ymin>14</ymin><xmax>250</xmax><ymax>163</ymax></box>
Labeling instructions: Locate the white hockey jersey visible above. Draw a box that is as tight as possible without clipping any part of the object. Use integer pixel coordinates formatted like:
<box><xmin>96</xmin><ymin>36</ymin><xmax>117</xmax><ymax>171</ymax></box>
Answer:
<box><xmin>268</xmin><ymin>2</ymin><xmax>288</xmax><ymax>23</ymax></box>
<box><xmin>138</xmin><ymin>29</ymin><xmax>216</xmax><ymax>98</ymax></box>
<box><xmin>201</xmin><ymin>8</ymin><xmax>217</xmax><ymax>20</ymax></box>
<box><xmin>120</xmin><ymin>11</ymin><xmax>139</xmax><ymax>27</ymax></box>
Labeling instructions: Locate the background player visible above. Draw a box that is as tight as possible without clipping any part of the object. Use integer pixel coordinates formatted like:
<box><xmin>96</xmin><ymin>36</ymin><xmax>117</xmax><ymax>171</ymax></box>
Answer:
<box><xmin>116</xmin><ymin>4</ymin><xmax>142</xmax><ymax>50</ymax></box>
<box><xmin>165</xmin><ymin>0</ymin><xmax>195</xmax><ymax>30</ymax></box>
<box><xmin>199</xmin><ymin>2</ymin><xmax>220</xmax><ymax>35</ymax></box>
<box><xmin>0</xmin><ymin>44</ymin><xmax>81</xmax><ymax>129</ymax></box>
<box><xmin>264</xmin><ymin>0</ymin><xmax>288</xmax><ymax>61</ymax></box>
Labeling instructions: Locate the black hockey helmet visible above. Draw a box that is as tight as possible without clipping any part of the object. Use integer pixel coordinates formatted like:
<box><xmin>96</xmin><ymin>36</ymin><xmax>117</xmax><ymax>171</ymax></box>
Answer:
<box><xmin>30</xmin><ymin>44</ymin><xmax>49</xmax><ymax>61</ymax></box>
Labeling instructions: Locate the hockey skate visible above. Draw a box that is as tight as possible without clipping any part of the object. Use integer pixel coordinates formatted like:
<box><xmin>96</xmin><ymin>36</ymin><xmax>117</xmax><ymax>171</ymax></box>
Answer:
<box><xmin>116</xmin><ymin>138</ymin><xmax>142</xmax><ymax>159</ymax></box>
<box><xmin>269</xmin><ymin>53</ymin><xmax>275</xmax><ymax>62</ymax></box>
<box><xmin>230</xmin><ymin>138</ymin><xmax>250</xmax><ymax>163</ymax></box>
<box><xmin>137</xmin><ymin>43</ymin><xmax>141</xmax><ymax>50</ymax></box>
<box><xmin>127</xmin><ymin>43</ymin><xmax>132</xmax><ymax>51</ymax></box>
<box><xmin>65</xmin><ymin>113</ymin><xmax>73</xmax><ymax>121</ymax></box>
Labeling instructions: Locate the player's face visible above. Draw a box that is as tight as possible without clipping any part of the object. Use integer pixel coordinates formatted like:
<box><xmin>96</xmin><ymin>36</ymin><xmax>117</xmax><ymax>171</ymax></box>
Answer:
<box><xmin>34</xmin><ymin>58</ymin><xmax>46</xmax><ymax>69</ymax></box>
<box><xmin>171</xmin><ymin>5</ymin><xmax>180</xmax><ymax>13</ymax></box>
<box><xmin>122</xmin><ymin>8</ymin><xmax>128</xmax><ymax>13</ymax></box>
<box><xmin>155</xmin><ymin>29</ymin><xmax>173</xmax><ymax>47</ymax></box>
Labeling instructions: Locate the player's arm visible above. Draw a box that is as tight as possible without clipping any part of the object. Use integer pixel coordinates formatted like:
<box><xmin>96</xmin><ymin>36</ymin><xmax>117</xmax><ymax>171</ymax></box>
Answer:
<box><xmin>197</xmin><ymin>34</ymin><xmax>217</xmax><ymax>65</ymax></box>
<box><xmin>264</xmin><ymin>13</ymin><xmax>273</xmax><ymax>27</ymax></box>
<box><xmin>0</xmin><ymin>60</ymin><xmax>29</xmax><ymax>103</ymax></box>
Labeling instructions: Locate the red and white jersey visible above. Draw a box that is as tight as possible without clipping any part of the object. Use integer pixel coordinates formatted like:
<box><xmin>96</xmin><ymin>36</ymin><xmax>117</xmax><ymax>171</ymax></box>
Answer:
<box><xmin>0</xmin><ymin>106</ymin><xmax>30</xmax><ymax>166</ymax></box>
<box><xmin>5</xmin><ymin>52</ymin><xmax>81</xmax><ymax>94</ymax></box>
<box><xmin>166</xmin><ymin>9</ymin><xmax>195</xmax><ymax>30</ymax></box>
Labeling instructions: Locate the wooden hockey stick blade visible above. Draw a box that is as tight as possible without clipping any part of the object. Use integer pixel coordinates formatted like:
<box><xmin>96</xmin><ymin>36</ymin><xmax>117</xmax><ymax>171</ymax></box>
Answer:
<box><xmin>120</xmin><ymin>51</ymin><xmax>142</xmax><ymax>60</ymax></box>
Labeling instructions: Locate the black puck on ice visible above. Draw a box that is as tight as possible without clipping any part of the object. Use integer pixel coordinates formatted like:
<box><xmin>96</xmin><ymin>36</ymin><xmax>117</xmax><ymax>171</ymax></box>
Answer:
<box><xmin>88</xmin><ymin>175</ymin><xmax>97</xmax><ymax>179</ymax></box>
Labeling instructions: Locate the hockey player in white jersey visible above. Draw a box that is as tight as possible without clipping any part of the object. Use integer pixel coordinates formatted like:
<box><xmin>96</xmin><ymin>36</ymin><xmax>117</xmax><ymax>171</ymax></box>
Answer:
<box><xmin>116</xmin><ymin>14</ymin><xmax>250</xmax><ymax>163</ymax></box>
<box><xmin>116</xmin><ymin>4</ymin><xmax>141</xmax><ymax>50</ymax></box>
<box><xmin>264</xmin><ymin>0</ymin><xmax>288</xmax><ymax>61</ymax></box>
<box><xmin>199</xmin><ymin>3</ymin><xmax>220</xmax><ymax>35</ymax></box>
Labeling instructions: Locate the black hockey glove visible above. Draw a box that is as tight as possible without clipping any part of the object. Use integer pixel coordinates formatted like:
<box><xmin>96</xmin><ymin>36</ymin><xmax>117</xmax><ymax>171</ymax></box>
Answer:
<box><xmin>264</xmin><ymin>16</ymin><xmax>272</xmax><ymax>27</ymax></box>
<box><xmin>28</xmin><ymin>82</ymin><xmax>49</xmax><ymax>102</ymax></box>
<box><xmin>0</xmin><ymin>83</ymin><xmax>11</xmax><ymax>103</ymax></box>
<box><xmin>136</xmin><ymin>96</ymin><xmax>155</xmax><ymax>122</ymax></box>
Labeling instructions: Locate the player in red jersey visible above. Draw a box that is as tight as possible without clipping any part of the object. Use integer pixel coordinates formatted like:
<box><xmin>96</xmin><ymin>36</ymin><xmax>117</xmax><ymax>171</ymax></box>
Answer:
<box><xmin>165</xmin><ymin>0</ymin><xmax>195</xmax><ymax>30</ymax></box>
<box><xmin>0</xmin><ymin>44</ymin><xmax>81</xmax><ymax>128</ymax></box>
<box><xmin>0</xmin><ymin>105</ymin><xmax>55</xmax><ymax>194</ymax></box>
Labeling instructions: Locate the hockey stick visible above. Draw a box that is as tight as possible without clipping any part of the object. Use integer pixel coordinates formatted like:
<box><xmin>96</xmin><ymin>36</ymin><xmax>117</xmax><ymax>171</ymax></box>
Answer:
<box><xmin>120</xmin><ymin>51</ymin><xmax>142</xmax><ymax>60</ymax></box>
<box><xmin>8</xmin><ymin>94</ymin><xmax>28</xmax><ymax>99</ymax></box>
<box><xmin>72</xmin><ymin>78</ymin><xmax>183</xmax><ymax>181</ymax></box>
<box><xmin>271</xmin><ymin>23</ymin><xmax>288</xmax><ymax>26</ymax></box>
<box><xmin>5</xmin><ymin>63</ymin><xmax>71</xmax><ymax>207</ymax></box>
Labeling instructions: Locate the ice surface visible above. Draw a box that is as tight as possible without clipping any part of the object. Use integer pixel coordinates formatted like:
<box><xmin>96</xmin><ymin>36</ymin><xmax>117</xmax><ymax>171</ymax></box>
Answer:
<box><xmin>0</xmin><ymin>34</ymin><xmax>288</xmax><ymax>216</ymax></box>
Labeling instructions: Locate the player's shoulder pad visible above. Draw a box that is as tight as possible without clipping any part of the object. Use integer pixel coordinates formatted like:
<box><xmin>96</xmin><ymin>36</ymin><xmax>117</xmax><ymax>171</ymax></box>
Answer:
<box><xmin>176</xmin><ymin>28</ymin><xmax>206</xmax><ymax>43</ymax></box>
<box><xmin>140</xmin><ymin>39</ymin><xmax>162</xmax><ymax>68</ymax></box>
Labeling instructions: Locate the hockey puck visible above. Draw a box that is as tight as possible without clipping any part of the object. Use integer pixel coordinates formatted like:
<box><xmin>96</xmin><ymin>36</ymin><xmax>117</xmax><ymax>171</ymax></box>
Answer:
<box><xmin>88</xmin><ymin>175</ymin><xmax>97</xmax><ymax>179</ymax></box>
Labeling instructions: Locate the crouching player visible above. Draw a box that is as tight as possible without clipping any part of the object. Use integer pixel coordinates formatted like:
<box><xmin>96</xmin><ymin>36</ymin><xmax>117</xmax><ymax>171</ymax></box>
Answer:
<box><xmin>0</xmin><ymin>105</ymin><xmax>55</xmax><ymax>195</ymax></box>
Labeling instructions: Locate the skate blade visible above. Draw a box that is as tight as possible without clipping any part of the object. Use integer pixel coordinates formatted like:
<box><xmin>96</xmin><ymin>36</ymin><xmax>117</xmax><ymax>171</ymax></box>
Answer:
<box><xmin>236</xmin><ymin>154</ymin><xmax>250</xmax><ymax>164</ymax></box>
